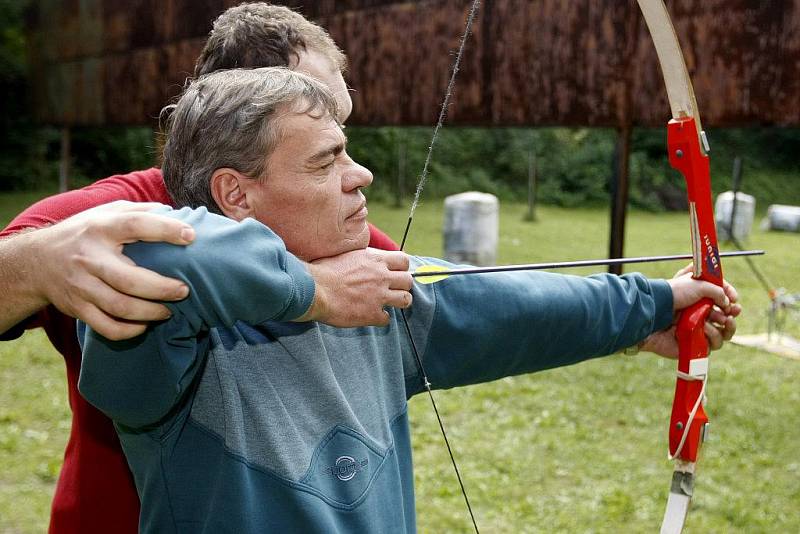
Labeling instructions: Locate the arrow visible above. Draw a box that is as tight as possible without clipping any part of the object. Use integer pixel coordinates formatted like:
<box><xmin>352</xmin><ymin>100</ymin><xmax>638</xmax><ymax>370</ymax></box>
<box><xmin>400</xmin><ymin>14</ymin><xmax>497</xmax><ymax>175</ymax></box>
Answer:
<box><xmin>413</xmin><ymin>249</ymin><xmax>764</xmax><ymax>283</ymax></box>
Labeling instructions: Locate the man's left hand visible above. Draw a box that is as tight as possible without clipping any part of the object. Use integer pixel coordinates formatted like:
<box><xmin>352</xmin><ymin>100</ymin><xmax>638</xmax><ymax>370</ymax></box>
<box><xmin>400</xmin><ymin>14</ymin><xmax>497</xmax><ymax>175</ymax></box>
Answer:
<box><xmin>641</xmin><ymin>264</ymin><xmax>741</xmax><ymax>358</ymax></box>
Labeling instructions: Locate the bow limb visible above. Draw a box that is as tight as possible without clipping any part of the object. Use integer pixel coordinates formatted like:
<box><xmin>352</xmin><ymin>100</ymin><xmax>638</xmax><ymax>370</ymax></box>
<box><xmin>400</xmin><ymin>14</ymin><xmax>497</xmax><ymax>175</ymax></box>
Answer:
<box><xmin>636</xmin><ymin>1</ymin><xmax>724</xmax><ymax>532</ymax></box>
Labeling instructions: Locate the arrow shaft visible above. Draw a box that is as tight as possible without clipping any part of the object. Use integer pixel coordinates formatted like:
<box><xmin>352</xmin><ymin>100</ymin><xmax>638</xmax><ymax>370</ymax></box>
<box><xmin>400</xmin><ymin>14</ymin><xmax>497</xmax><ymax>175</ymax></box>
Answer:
<box><xmin>412</xmin><ymin>250</ymin><xmax>764</xmax><ymax>278</ymax></box>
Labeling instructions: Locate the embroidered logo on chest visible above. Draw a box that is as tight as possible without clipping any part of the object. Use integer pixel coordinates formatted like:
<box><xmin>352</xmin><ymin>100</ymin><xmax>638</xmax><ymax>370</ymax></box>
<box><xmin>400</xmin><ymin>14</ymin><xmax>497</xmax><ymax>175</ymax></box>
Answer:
<box><xmin>325</xmin><ymin>455</ymin><xmax>369</xmax><ymax>481</ymax></box>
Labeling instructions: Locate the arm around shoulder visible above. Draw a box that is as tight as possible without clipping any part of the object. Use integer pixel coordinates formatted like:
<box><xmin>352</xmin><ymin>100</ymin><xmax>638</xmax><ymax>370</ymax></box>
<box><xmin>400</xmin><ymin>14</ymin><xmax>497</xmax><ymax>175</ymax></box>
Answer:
<box><xmin>123</xmin><ymin>206</ymin><xmax>315</xmax><ymax>326</ymax></box>
<box><xmin>79</xmin><ymin>206</ymin><xmax>315</xmax><ymax>428</ymax></box>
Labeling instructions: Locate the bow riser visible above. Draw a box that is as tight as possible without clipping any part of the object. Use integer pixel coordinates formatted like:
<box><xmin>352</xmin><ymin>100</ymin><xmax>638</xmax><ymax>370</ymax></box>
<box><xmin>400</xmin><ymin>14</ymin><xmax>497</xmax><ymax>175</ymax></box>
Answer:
<box><xmin>666</xmin><ymin>116</ymin><xmax>723</xmax><ymax>463</ymax></box>
<box><xmin>667</xmin><ymin>117</ymin><xmax>723</xmax><ymax>287</ymax></box>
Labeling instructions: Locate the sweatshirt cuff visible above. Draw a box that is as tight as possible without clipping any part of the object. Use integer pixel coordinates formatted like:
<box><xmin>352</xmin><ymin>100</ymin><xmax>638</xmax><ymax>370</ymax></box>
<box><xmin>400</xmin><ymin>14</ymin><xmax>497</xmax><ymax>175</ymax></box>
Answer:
<box><xmin>650</xmin><ymin>279</ymin><xmax>675</xmax><ymax>332</ymax></box>
<box><xmin>280</xmin><ymin>254</ymin><xmax>316</xmax><ymax>321</ymax></box>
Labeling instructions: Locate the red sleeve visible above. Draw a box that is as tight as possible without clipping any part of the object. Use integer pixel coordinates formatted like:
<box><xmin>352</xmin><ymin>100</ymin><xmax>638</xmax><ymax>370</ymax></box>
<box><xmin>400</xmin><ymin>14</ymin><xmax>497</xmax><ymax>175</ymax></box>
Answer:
<box><xmin>0</xmin><ymin>168</ymin><xmax>172</xmax><ymax>337</ymax></box>
<box><xmin>0</xmin><ymin>168</ymin><xmax>172</xmax><ymax>237</ymax></box>
<box><xmin>1</xmin><ymin>169</ymin><xmax>394</xmax><ymax>250</ymax></box>
<box><xmin>367</xmin><ymin>222</ymin><xmax>399</xmax><ymax>251</ymax></box>
<box><xmin>0</xmin><ymin>171</ymin><xmax>395</xmax><ymax>336</ymax></box>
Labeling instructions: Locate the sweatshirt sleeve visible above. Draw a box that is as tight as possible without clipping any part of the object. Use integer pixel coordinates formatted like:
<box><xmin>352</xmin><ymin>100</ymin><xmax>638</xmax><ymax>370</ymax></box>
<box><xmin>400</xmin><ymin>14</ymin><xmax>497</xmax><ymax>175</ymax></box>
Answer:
<box><xmin>78</xmin><ymin>206</ymin><xmax>315</xmax><ymax>429</ymax></box>
<box><xmin>403</xmin><ymin>256</ymin><xmax>674</xmax><ymax>394</ymax></box>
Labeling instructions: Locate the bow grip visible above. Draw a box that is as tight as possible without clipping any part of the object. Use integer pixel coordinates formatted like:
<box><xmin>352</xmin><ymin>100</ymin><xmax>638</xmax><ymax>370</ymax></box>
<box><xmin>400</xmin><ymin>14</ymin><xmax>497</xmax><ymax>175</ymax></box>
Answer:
<box><xmin>668</xmin><ymin>298</ymin><xmax>712</xmax><ymax>461</ymax></box>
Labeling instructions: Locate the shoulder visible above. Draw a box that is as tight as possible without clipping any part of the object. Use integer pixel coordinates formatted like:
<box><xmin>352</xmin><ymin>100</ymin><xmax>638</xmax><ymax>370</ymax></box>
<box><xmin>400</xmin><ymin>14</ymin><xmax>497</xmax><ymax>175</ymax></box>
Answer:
<box><xmin>87</xmin><ymin>168</ymin><xmax>170</xmax><ymax>204</ymax></box>
<box><xmin>0</xmin><ymin>168</ymin><xmax>171</xmax><ymax>237</ymax></box>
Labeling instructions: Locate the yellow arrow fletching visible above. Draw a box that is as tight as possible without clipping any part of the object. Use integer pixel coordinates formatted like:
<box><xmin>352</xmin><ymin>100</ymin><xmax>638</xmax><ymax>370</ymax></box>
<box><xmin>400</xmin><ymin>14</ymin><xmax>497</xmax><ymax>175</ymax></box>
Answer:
<box><xmin>414</xmin><ymin>264</ymin><xmax>451</xmax><ymax>284</ymax></box>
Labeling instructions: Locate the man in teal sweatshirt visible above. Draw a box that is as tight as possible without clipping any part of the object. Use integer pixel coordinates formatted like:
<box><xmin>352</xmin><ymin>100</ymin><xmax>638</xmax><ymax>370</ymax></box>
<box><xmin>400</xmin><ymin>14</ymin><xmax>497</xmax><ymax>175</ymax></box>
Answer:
<box><xmin>79</xmin><ymin>67</ymin><xmax>737</xmax><ymax>533</ymax></box>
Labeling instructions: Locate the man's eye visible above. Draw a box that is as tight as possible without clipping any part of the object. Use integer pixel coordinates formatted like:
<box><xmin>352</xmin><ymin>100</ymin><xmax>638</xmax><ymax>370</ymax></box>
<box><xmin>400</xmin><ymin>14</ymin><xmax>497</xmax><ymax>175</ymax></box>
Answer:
<box><xmin>321</xmin><ymin>160</ymin><xmax>335</xmax><ymax>169</ymax></box>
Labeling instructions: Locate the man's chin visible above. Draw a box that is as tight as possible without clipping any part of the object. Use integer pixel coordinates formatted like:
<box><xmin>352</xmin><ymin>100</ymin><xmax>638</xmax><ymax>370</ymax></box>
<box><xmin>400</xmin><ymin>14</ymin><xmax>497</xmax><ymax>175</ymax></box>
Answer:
<box><xmin>356</xmin><ymin>225</ymin><xmax>371</xmax><ymax>248</ymax></box>
<box><xmin>343</xmin><ymin>221</ymin><xmax>370</xmax><ymax>247</ymax></box>
<box><xmin>300</xmin><ymin>232</ymin><xmax>370</xmax><ymax>262</ymax></box>
<box><xmin>341</xmin><ymin>231</ymin><xmax>370</xmax><ymax>254</ymax></box>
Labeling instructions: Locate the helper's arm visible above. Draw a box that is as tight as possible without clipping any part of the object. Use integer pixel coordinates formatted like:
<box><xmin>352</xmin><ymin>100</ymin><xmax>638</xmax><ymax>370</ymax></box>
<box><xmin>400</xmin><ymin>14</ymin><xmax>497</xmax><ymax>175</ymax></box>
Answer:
<box><xmin>79</xmin><ymin>207</ymin><xmax>314</xmax><ymax>428</ymax></box>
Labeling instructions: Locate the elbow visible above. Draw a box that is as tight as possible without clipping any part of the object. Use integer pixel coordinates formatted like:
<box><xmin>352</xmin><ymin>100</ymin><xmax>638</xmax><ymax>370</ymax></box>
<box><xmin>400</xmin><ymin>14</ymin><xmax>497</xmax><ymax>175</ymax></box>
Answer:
<box><xmin>78</xmin><ymin>368</ymin><xmax>174</xmax><ymax>429</ymax></box>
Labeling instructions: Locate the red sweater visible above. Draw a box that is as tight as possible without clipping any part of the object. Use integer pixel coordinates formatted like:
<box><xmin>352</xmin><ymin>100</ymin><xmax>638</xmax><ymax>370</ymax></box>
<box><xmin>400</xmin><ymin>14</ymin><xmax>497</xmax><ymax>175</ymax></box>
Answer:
<box><xmin>0</xmin><ymin>168</ymin><xmax>399</xmax><ymax>533</ymax></box>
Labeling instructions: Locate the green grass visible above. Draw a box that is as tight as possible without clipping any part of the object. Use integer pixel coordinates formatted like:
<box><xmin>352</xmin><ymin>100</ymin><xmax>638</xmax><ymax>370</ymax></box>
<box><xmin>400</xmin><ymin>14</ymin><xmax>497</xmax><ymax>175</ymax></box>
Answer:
<box><xmin>1</xmin><ymin>190</ymin><xmax>69</xmax><ymax>533</ymax></box>
<box><xmin>373</xmin><ymin>201</ymin><xmax>800</xmax><ymax>533</ymax></box>
<box><xmin>0</xmin><ymin>332</ymin><xmax>68</xmax><ymax>534</ymax></box>
<box><xmin>1</xmin><ymin>192</ymin><xmax>798</xmax><ymax>533</ymax></box>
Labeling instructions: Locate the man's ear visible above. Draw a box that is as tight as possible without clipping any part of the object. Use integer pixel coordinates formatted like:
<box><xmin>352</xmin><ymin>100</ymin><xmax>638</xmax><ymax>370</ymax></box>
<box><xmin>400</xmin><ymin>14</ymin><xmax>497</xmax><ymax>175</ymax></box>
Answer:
<box><xmin>211</xmin><ymin>168</ymin><xmax>251</xmax><ymax>221</ymax></box>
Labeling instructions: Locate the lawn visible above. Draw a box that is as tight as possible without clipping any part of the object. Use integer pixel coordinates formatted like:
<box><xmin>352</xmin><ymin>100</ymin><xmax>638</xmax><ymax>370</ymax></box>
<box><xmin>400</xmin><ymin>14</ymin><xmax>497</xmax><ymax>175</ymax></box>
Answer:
<box><xmin>1</xmin><ymin>191</ymin><xmax>798</xmax><ymax>533</ymax></box>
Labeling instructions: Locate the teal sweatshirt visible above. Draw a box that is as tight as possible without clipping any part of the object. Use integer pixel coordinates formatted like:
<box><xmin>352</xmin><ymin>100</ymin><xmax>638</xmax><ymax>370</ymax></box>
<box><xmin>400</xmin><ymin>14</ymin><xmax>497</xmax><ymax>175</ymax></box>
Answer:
<box><xmin>78</xmin><ymin>206</ymin><xmax>674</xmax><ymax>533</ymax></box>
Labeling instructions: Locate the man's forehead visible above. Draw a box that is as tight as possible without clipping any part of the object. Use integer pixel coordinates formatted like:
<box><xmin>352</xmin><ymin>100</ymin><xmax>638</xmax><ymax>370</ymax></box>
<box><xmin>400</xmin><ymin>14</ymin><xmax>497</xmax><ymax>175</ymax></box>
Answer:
<box><xmin>276</xmin><ymin>111</ymin><xmax>344</xmax><ymax>154</ymax></box>
<box><xmin>294</xmin><ymin>48</ymin><xmax>339</xmax><ymax>77</ymax></box>
<box><xmin>294</xmin><ymin>49</ymin><xmax>352</xmax><ymax>123</ymax></box>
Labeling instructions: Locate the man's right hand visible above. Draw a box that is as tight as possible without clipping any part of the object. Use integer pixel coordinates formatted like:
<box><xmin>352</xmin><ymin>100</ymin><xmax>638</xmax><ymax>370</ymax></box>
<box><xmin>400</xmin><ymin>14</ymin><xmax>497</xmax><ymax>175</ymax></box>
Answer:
<box><xmin>22</xmin><ymin>201</ymin><xmax>194</xmax><ymax>340</ymax></box>
<box><xmin>299</xmin><ymin>248</ymin><xmax>413</xmax><ymax>327</ymax></box>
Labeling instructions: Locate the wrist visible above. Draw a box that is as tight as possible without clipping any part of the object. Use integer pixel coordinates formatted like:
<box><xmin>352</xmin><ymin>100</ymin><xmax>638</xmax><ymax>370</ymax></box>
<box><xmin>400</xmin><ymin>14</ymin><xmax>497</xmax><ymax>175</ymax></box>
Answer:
<box><xmin>293</xmin><ymin>262</ymin><xmax>325</xmax><ymax>323</ymax></box>
<box><xmin>623</xmin><ymin>338</ymin><xmax>647</xmax><ymax>356</ymax></box>
<box><xmin>22</xmin><ymin>228</ymin><xmax>54</xmax><ymax>306</ymax></box>
<box><xmin>0</xmin><ymin>230</ymin><xmax>50</xmax><ymax>330</ymax></box>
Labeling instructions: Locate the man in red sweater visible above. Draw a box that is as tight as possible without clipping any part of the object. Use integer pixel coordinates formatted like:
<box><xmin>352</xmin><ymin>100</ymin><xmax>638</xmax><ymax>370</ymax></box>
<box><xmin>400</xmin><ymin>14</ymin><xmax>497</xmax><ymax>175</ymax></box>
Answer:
<box><xmin>0</xmin><ymin>4</ymin><xmax>407</xmax><ymax>533</ymax></box>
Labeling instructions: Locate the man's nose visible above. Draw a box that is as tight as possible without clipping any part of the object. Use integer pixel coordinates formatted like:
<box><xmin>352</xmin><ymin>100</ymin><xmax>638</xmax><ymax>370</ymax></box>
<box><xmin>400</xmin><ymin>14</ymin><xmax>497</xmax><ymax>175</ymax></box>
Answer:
<box><xmin>344</xmin><ymin>160</ymin><xmax>373</xmax><ymax>191</ymax></box>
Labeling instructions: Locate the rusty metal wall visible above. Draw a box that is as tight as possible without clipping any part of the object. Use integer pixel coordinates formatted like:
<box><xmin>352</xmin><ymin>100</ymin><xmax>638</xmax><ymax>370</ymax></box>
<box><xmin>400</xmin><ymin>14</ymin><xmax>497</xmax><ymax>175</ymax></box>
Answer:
<box><xmin>27</xmin><ymin>0</ymin><xmax>800</xmax><ymax>127</ymax></box>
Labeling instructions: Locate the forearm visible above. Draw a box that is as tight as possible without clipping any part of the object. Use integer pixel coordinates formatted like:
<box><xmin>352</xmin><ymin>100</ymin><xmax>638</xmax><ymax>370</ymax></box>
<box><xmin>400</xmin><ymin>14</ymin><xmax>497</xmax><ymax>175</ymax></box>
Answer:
<box><xmin>403</xmin><ymin>258</ymin><xmax>674</xmax><ymax>392</ymax></box>
<box><xmin>0</xmin><ymin>230</ymin><xmax>48</xmax><ymax>335</ymax></box>
<box><xmin>123</xmin><ymin>206</ymin><xmax>314</xmax><ymax>326</ymax></box>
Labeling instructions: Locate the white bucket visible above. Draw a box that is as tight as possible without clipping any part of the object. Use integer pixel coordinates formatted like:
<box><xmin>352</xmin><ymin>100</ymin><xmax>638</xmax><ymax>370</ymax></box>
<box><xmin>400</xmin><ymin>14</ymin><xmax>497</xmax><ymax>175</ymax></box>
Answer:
<box><xmin>714</xmin><ymin>191</ymin><xmax>755</xmax><ymax>241</ymax></box>
<box><xmin>443</xmin><ymin>192</ymin><xmax>498</xmax><ymax>266</ymax></box>
<box><xmin>763</xmin><ymin>204</ymin><xmax>800</xmax><ymax>232</ymax></box>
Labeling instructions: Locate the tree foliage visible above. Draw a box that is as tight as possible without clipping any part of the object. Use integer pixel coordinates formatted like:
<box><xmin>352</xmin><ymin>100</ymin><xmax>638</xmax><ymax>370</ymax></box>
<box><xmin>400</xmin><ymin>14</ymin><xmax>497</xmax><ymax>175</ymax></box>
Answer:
<box><xmin>348</xmin><ymin>126</ymin><xmax>800</xmax><ymax>210</ymax></box>
<box><xmin>0</xmin><ymin>1</ymin><xmax>797</xmax><ymax>208</ymax></box>
<box><xmin>0</xmin><ymin>0</ymin><xmax>58</xmax><ymax>191</ymax></box>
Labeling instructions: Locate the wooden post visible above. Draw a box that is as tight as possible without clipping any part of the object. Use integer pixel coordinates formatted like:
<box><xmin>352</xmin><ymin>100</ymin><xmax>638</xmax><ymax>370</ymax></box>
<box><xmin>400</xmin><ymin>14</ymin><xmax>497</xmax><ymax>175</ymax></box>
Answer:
<box><xmin>608</xmin><ymin>125</ymin><xmax>632</xmax><ymax>275</ymax></box>
<box><xmin>59</xmin><ymin>127</ymin><xmax>70</xmax><ymax>192</ymax></box>
<box><xmin>607</xmin><ymin>7</ymin><xmax>639</xmax><ymax>275</ymax></box>
<box><xmin>525</xmin><ymin>143</ymin><xmax>538</xmax><ymax>222</ymax></box>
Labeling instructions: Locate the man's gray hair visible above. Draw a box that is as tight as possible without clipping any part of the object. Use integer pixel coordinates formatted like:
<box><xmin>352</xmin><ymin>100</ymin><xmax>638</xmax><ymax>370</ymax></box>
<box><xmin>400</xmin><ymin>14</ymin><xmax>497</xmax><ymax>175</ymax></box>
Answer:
<box><xmin>161</xmin><ymin>67</ymin><xmax>339</xmax><ymax>213</ymax></box>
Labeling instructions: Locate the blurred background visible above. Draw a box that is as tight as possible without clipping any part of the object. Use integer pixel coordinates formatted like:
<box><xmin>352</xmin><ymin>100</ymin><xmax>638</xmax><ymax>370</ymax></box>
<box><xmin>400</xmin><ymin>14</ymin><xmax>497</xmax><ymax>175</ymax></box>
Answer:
<box><xmin>2</xmin><ymin>0</ymin><xmax>799</xmax><ymax>209</ymax></box>
<box><xmin>1</xmin><ymin>1</ymin><xmax>798</xmax><ymax>532</ymax></box>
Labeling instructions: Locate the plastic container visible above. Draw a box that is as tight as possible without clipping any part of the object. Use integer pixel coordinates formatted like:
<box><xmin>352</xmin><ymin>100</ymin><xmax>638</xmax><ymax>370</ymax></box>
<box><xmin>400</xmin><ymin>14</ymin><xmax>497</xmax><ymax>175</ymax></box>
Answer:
<box><xmin>763</xmin><ymin>204</ymin><xmax>800</xmax><ymax>232</ymax></box>
<box><xmin>443</xmin><ymin>192</ymin><xmax>498</xmax><ymax>266</ymax></box>
<box><xmin>714</xmin><ymin>191</ymin><xmax>755</xmax><ymax>241</ymax></box>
